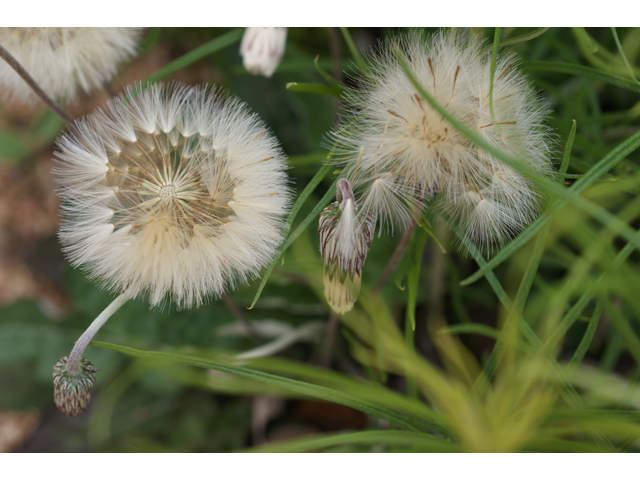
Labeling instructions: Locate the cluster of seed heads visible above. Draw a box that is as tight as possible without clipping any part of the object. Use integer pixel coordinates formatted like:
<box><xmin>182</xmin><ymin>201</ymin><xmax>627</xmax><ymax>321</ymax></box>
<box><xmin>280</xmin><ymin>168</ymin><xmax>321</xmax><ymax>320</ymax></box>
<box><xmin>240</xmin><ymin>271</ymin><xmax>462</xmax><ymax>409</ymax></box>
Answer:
<box><xmin>0</xmin><ymin>27</ymin><xmax>556</xmax><ymax>412</ymax></box>
<box><xmin>319</xmin><ymin>31</ymin><xmax>554</xmax><ymax>314</ymax></box>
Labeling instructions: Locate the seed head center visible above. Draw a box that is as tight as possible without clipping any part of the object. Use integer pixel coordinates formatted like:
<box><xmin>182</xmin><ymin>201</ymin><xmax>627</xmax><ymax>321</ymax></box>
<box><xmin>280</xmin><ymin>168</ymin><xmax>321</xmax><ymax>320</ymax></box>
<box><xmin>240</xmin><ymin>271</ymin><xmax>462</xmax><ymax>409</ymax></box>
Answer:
<box><xmin>158</xmin><ymin>184</ymin><xmax>177</xmax><ymax>199</ymax></box>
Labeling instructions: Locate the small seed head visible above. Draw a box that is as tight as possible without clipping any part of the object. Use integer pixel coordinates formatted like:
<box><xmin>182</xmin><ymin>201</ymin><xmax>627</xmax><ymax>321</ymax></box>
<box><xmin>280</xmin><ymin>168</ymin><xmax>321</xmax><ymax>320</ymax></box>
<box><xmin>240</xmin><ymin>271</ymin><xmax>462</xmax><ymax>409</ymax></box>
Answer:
<box><xmin>53</xmin><ymin>355</ymin><xmax>98</xmax><ymax>416</ymax></box>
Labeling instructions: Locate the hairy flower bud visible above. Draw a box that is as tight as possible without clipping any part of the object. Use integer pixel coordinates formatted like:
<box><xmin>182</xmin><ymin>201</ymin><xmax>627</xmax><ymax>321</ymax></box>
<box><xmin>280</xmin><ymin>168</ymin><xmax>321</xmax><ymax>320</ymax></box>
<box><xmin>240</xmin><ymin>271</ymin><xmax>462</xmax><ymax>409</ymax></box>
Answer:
<box><xmin>240</xmin><ymin>27</ymin><xmax>287</xmax><ymax>77</ymax></box>
<box><xmin>319</xmin><ymin>179</ymin><xmax>375</xmax><ymax>314</ymax></box>
<box><xmin>53</xmin><ymin>355</ymin><xmax>98</xmax><ymax>416</ymax></box>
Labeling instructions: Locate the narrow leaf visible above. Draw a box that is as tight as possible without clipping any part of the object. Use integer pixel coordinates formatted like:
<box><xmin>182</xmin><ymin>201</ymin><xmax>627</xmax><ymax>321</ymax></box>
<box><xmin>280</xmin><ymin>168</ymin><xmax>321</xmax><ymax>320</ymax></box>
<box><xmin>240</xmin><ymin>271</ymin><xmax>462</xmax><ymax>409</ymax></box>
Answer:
<box><xmin>90</xmin><ymin>341</ymin><xmax>425</xmax><ymax>432</ymax></box>
<box><xmin>286</xmin><ymin>82</ymin><xmax>342</xmax><ymax>98</ymax></box>
<box><xmin>145</xmin><ymin>28</ymin><xmax>244</xmax><ymax>84</ymax></box>
<box><xmin>524</xmin><ymin>61</ymin><xmax>640</xmax><ymax>94</ymax></box>
<box><xmin>499</xmin><ymin>28</ymin><xmax>550</xmax><ymax>47</ymax></box>
<box><xmin>247</xmin><ymin>430</ymin><xmax>454</xmax><ymax>453</ymax></box>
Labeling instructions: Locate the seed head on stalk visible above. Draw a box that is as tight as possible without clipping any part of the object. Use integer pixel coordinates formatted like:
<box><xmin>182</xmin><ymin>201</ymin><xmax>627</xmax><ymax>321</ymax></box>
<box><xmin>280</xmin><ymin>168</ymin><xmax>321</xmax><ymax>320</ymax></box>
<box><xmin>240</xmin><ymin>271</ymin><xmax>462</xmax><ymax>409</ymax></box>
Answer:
<box><xmin>331</xmin><ymin>30</ymin><xmax>554</xmax><ymax>247</ymax></box>
<box><xmin>52</xmin><ymin>82</ymin><xmax>292</xmax><ymax>414</ymax></box>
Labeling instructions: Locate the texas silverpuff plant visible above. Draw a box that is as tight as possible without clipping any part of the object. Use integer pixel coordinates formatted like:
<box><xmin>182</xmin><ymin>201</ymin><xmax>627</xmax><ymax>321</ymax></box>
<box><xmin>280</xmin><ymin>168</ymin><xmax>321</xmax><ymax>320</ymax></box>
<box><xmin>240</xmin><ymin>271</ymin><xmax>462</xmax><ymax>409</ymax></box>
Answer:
<box><xmin>51</xmin><ymin>82</ymin><xmax>291</xmax><ymax>415</ymax></box>
<box><xmin>320</xmin><ymin>31</ymin><xmax>555</xmax><ymax>314</ymax></box>
<box><xmin>0</xmin><ymin>27</ymin><xmax>142</xmax><ymax>104</ymax></box>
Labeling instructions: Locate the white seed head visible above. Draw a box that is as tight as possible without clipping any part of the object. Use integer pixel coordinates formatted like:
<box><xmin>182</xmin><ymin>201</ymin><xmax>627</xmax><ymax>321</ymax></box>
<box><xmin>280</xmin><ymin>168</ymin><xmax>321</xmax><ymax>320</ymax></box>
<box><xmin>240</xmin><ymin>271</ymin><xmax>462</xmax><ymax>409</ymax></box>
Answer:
<box><xmin>54</xmin><ymin>82</ymin><xmax>291</xmax><ymax>308</ymax></box>
<box><xmin>319</xmin><ymin>179</ymin><xmax>375</xmax><ymax>314</ymax></box>
<box><xmin>332</xmin><ymin>31</ymin><xmax>554</xmax><ymax>246</ymax></box>
<box><xmin>0</xmin><ymin>27</ymin><xmax>142</xmax><ymax>104</ymax></box>
<box><xmin>240</xmin><ymin>27</ymin><xmax>287</xmax><ymax>77</ymax></box>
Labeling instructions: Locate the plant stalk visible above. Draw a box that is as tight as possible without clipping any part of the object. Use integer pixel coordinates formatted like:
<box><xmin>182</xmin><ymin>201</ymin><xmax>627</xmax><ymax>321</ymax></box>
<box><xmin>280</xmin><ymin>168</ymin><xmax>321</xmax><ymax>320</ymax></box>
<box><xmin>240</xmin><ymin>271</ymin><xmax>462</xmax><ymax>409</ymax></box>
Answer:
<box><xmin>67</xmin><ymin>292</ymin><xmax>130</xmax><ymax>375</ymax></box>
<box><xmin>0</xmin><ymin>43</ymin><xmax>73</xmax><ymax>123</ymax></box>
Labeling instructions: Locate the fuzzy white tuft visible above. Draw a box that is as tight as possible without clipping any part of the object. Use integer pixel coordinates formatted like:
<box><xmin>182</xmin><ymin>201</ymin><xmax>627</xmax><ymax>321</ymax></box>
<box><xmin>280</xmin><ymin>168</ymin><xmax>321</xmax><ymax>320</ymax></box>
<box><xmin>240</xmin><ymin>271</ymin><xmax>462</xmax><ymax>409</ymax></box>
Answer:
<box><xmin>0</xmin><ymin>28</ymin><xmax>142</xmax><ymax>104</ymax></box>
<box><xmin>240</xmin><ymin>28</ymin><xmax>287</xmax><ymax>78</ymax></box>
<box><xmin>331</xmin><ymin>31</ymin><xmax>554</xmax><ymax>246</ymax></box>
<box><xmin>54</xmin><ymin>82</ymin><xmax>292</xmax><ymax>308</ymax></box>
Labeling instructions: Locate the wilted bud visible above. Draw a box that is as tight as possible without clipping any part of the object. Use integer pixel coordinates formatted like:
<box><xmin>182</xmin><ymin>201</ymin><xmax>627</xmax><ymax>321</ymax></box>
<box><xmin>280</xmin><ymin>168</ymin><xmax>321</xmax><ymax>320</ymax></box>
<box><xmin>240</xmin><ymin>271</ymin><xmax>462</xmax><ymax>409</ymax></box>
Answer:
<box><xmin>53</xmin><ymin>355</ymin><xmax>98</xmax><ymax>416</ymax></box>
<box><xmin>240</xmin><ymin>27</ymin><xmax>287</xmax><ymax>77</ymax></box>
<box><xmin>319</xmin><ymin>179</ymin><xmax>376</xmax><ymax>314</ymax></box>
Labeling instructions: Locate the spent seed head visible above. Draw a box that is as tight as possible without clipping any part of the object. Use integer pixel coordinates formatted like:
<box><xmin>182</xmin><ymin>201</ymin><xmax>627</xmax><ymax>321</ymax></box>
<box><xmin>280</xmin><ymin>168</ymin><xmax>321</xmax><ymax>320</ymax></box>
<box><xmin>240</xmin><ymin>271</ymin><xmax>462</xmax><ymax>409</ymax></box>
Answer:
<box><xmin>0</xmin><ymin>27</ymin><xmax>142</xmax><ymax>104</ymax></box>
<box><xmin>54</xmin><ymin>82</ymin><xmax>292</xmax><ymax>308</ymax></box>
<box><xmin>331</xmin><ymin>30</ymin><xmax>555</xmax><ymax>246</ymax></box>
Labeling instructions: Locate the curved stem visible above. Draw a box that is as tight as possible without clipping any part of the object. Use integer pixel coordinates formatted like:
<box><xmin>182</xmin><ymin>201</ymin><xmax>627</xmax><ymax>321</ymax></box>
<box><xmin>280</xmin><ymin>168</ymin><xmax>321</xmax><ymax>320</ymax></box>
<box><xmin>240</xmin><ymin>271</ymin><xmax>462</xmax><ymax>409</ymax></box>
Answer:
<box><xmin>0</xmin><ymin>43</ymin><xmax>73</xmax><ymax>123</ymax></box>
<box><xmin>67</xmin><ymin>292</ymin><xmax>130</xmax><ymax>375</ymax></box>
<box><xmin>373</xmin><ymin>223</ymin><xmax>416</xmax><ymax>294</ymax></box>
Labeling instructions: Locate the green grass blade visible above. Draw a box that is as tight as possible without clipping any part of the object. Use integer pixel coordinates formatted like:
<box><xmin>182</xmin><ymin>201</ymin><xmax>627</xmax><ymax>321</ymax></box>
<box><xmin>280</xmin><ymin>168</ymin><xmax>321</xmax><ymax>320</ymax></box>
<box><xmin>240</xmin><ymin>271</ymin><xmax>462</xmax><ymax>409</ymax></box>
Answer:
<box><xmin>406</xmin><ymin>227</ymin><xmax>428</xmax><ymax>331</ymax></box>
<box><xmin>496</xmin><ymin>120</ymin><xmax>576</xmax><ymax>362</ymax></box>
<box><xmin>314</xmin><ymin>55</ymin><xmax>344</xmax><ymax>90</ymax></box>
<box><xmin>438</xmin><ymin>323</ymin><xmax>500</xmax><ymax>339</ymax></box>
<box><xmin>340</xmin><ymin>27</ymin><xmax>366</xmax><ymax>71</ymax></box>
<box><xmin>602</xmin><ymin>298</ymin><xmax>640</xmax><ymax>365</ymax></box>
<box><xmin>286</xmin><ymin>82</ymin><xmax>342</xmax><ymax>98</ymax></box>
<box><xmin>611</xmin><ymin>27</ymin><xmax>640</xmax><ymax>85</ymax></box>
<box><xmin>573</xmin><ymin>27</ymin><xmax>598</xmax><ymax>53</ymax></box>
<box><xmin>398</xmin><ymin>54</ymin><xmax>640</xmax><ymax>285</ymax></box>
<box><xmin>499</xmin><ymin>28</ymin><xmax>550</xmax><ymax>47</ymax></box>
<box><xmin>524</xmin><ymin>61</ymin><xmax>640</xmax><ymax>94</ymax></box>
<box><xmin>559</xmin><ymin>120</ymin><xmax>577</xmax><ymax>177</ymax></box>
<box><xmin>544</xmin><ymin>222</ymin><xmax>640</xmax><ymax>355</ymax></box>
<box><xmin>145</xmin><ymin>28</ymin><xmax>244</xmax><ymax>84</ymax></box>
<box><xmin>247</xmin><ymin>430</ymin><xmax>454</xmax><ymax>453</ymax></box>
<box><xmin>460</xmin><ymin>127</ymin><xmax>640</xmax><ymax>286</ymax></box>
<box><xmin>249</xmin><ymin>164</ymin><xmax>334</xmax><ymax>309</ymax></box>
<box><xmin>90</xmin><ymin>341</ymin><xmax>425</xmax><ymax>432</ymax></box>
<box><xmin>567</xmin><ymin>302</ymin><xmax>603</xmax><ymax>370</ymax></box>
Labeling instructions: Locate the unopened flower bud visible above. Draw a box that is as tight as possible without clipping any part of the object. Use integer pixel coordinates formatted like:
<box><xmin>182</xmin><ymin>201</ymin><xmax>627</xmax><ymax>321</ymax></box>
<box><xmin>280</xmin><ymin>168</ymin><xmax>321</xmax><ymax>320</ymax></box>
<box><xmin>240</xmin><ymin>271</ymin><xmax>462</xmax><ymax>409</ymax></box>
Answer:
<box><xmin>240</xmin><ymin>27</ymin><xmax>287</xmax><ymax>77</ymax></box>
<box><xmin>53</xmin><ymin>355</ymin><xmax>98</xmax><ymax>416</ymax></box>
<box><xmin>319</xmin><ymin>179</ymin><xmax>375</xmax><ymax>314</ymax></box>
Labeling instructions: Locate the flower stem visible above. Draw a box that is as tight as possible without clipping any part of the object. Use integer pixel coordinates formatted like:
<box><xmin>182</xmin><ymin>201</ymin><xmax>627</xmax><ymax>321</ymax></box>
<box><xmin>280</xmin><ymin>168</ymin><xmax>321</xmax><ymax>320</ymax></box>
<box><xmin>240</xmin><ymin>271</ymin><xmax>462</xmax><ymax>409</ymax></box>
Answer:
<box><xmin>373</xmin><ymin>223</ymin><xmax>416</xmax><ymax>294</ymax></box>
<box><xmin>67</xmin><ymin>292</ymin><xmax>130</xmax><ymax>375</ymax></box>
<box><xmin>0</xmin><ymin>43</ymin><xmax>73</xmax><ymax>123</ymax></box>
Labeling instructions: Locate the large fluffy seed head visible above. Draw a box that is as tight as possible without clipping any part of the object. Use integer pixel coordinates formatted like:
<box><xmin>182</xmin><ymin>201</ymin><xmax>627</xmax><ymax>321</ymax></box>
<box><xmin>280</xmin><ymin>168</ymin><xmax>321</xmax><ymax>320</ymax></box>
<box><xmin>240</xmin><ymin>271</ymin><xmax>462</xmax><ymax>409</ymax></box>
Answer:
<box><xmin>332</xmin><ymin>31</ymin><xmax>554</xmax><ymax>245</ymax></box>
<box><xmin>54</xmin><ymin>83</ymin><xmax>291</xmax><ymax>308</ymax></box>
<box><xmin>0</xmin><ymin>27</ymin><xmax>142</xmax><ymax>104</ymax></box>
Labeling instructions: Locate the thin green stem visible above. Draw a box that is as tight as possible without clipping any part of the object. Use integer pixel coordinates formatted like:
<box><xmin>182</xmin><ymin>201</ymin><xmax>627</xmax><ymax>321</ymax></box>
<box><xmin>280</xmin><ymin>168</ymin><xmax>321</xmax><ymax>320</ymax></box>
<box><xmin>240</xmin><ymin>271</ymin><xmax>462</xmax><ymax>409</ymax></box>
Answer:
<box><xmin>611</xmin><ymin>27</ymin><xmax>640</xmax><ymax>85</ymax></box>
<box><xmin>339</xmin><ymin>27</ymin><xmax>366</xmax><ymax>71</ymax></box>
